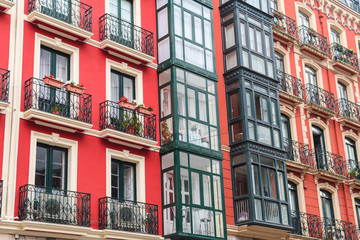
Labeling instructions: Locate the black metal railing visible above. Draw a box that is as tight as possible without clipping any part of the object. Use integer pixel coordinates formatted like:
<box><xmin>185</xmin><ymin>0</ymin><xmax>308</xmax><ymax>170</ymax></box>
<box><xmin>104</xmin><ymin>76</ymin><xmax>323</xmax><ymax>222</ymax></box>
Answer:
<box><xmin>298</xmin><ymin>25</ymin><xmax>331</xmax><ymax>56</ymax></box>
<box><xmin>99</xmin><ymin>100</ymin><xmax>156</xmax><ymax>141</ymax></box>
<box><xmin>18</xmin><ymin>184</ymin><xmax>91</xmax><ymax>226</ymax></box>
<box><xmin>28</xmin><ymin>0</ymin><xmax>92</xmax><ymax>32</ymax></box>
<box><xmin>304</xmin><ymin>83</ymin><xmax>337</xmax><ymax>112</ymax></box>
<box><xmin>24</xmin><ymin>77</ymin><xmax>92</xmax><ymax>124</ymax></box>
<box><xmin>99</xmin><ymin>197</ymin><xmax>159</xmax><ymax>235</ymax></box>
<box><xmin>337</xmin><ymin>98</ymin><xmax>360</xmax><ymax>122</ymax></box>
<box><xmin>283</xmin><ymin>138</ymin><xmax>312</xmax><ymax>167</ymax></box>
<box><xmin>0</xmin><ymin>68</ymin><xmax>9</xmax><ymax>103</ymax></box>
<box><xmin>271</xmin><ymin>9</ymin><xmax>297</xmax><ymax>39</ymax></box>
<box><xmin>331</xmin><ymin>43</ymin><xmax>359</xmax><ymax>70</ymax></box>
<box><xmin>0</xmin><ymin>180</ymin><xmax>3</xmax><ymax>217</ymax></box>
<box><xmin>277</xmin><ymin>70</ymin><xmax>304</xmax><ymax>99</ymax></box>
<box><xmin>291</xmin><ymin>211</ymin><xmax>358</xmax><ymax>239</ymax></box>
<box><xmin>312</xmin><ymin>149</ymin><xmax>347</xmax><ymax>176</ymax></box>
<box><xmin>99</xmin><ymin>14</ymin><xmax>154</xmax><ymax>57</ymax></box>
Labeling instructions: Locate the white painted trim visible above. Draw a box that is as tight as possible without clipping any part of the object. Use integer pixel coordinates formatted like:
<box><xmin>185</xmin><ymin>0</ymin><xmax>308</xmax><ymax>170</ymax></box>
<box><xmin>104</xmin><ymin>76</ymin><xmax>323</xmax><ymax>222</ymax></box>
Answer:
<box><xmin>280</xmin><ymin>105</ymin><xmax>298</xmax><ymax>142</ymax></box>
<box><xmin>309</xmin><ymin>117</ymin><xmax>332</xmax><ymax>154</ymax></box>
<box><xmin>335</xmin><ymin>74</ymin><xmax>355</xmax><ymax>102</ymax></box>
<box><xmin>317</xmin><ymin>183</ymin><xmax>341</xmax><ymax>221</ymax></box>
<box><xmin>106</xmin><ymin>58</ymin><xmax>143</xmax><ymax>104</ymax></box>
<box><xmin>302</xmin><ymin>59</ymin><xmax>324</xmax><ymax>89</ymax></box>
<box><xmin>106</xmin><ymin>148</ymin><xmax>145</xmax><ymax>202</ymax></box>
<box><xmin>287</xmin><ymin>173</ymin><xmax>306</xmax><ymax>214</ymax></box>
<box><xmin>105</xmin><ymin>0</ymin><xmax>141</xmax><ymax>27</ymax></box>
<box><xmin>33</xmin><ymin>33</ymin><xmax>80</xmax><ymax>84</ymax></box>
<box><xmin>295</xmin><ymin>2</ymin><xmax>317</xmax><ymax>30</ymax></box>
<box><xmin>28</xmin><ymin>131</ymin><xmax>78</xmax><ymax>192</ymax></box>
<box><xmin>327</xmin><ymin>20</ymin><xmax>347</xmax><ymax>47</ymax></box>
<box><xmin>273</xmin><ymin>42</ymin><xmax>291</xmax><ymax>77</ymax></box>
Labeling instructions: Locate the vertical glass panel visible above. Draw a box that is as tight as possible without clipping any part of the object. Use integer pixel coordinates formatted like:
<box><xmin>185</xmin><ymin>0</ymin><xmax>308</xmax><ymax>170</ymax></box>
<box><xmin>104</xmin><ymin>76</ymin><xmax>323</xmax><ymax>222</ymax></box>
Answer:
<box><xmin>231</xmin><ymin>122</ymin><xmax>243</xmax><ymax>142</ymax></box>
<box><xmin>181</xmin><ymin>168</ymin><xmax>190</xmax><ymax>204</ymax></box>
<box><xmin>267</xmin><ymin>61</ymin><xmax>274</xmax><ymax>78</ymax></box>
<box><xmin>208</xmin><ymin>80</ymin><xmax>215</xmax><ymax>93</ymax></box>
<box><xmin>157</xmin><ymin>0</ymin><xmax>167</xmax><ymax>9</ymax></box>
<box><xmin>206</xmin><ymin>50</ymin><xmax>214</xmax><ymax>72</ymax></box>
<box><xmin>123</xmin><ymin>76</ymin><xmax>134</xmax><ymax>101</ymax></box>
<box><xmin>180</xmin><ymin>152</ymin><xmax>188</xmax><ymax>166</ymax></box>
<box><xmin>55</xmin><ymin>55</ymin><xmax>68</xmax><ymax>82</ymax></box>
<box><xmin>261</xmin><ymin>97</ymin><xmax>269</xmax><ymax>122</ymax></box>
<box><xmin>159</xmin><ymin>69</ymin><xmax>171</xmax><ymax>86</ymax></box>
<box><xmin>252</xmin><ymin>165</ymin><xmax>260</xmax><ymax>195</ymax></box>
<box><xmin>179</xmin><ymin>117</ymin><xmax>188</xmax><ymax>142</ymax></box>
<box><xmin>184</xmin><ymin>12</ymin><xmax>192</xmax><ymax>39</ymax></box>
<box><xmin>35</xmin><ymin>146</ymin><xmax>47</xmax><ymax>187</ymax></box>
<box><xmin>271</xmin><ymin>100</ymin><xmax>278</xmax><ymax>126</ymax></box>
<box><xmin>255</xmin><ymin>199</ymin><xmax>263</xmax><ymax>220</ymax></box>
<box><xmin>256</xmin><ymin>30</ymin><xmax>262</xmax><ymax>53</ymax></box>
<box><xmin>265</xmin><ymin>201</ymin><xmax>280</xmax><ymax>223</ymax></box>
<box><xmin>240</xmin><ymin>22</ymin><xmax>247</xmax><ymax>46</ymax></box>
<box><xmin>162</xmin><ymin>152</ymin><xmax>174</xmax><ymax>170</ymax></box>
<box><xmin>204</xmin><ymin>7</ymin><xmax>211</xmax><ymax>20</ymax></box>
<box><xmin>175</xmin><ymin>37</ymin><xmax>184</xmax><ymax>60</ymax></box>
<box><xmin>226</xmin><ymin>51</ymin><xmax>237</xmax><ymax>70</ymax></box>
<box><xmin>185</xmin><ymin>41</ymin><xmax>205</xmax><ymax>69</ymax></box>
<box><xmin>187</xmin><ymin>88</ymin><xmax>196</xmax><ymax>118</ymax></box>
<box><xmin>249</xmin><ymin>27</ymin><xmax>255</xmax><ymax>50</ymax></box>
<box><xmin>215</xmin><ymin>212</ymin><xmax>224</xmax><ymax>237</ymax></box>
<box><xmin>176</xmin><ymin>68</ymin><xmax>185</xmax><ymax>82</ymax></box>
<box><xmin>278</xmin><ymin>172</ymin><xmax>286</xmax><ymax>201</ymax></box>
<box><xmin>235</xmin><ymin>165</ymin><xmax>248</xmax><ymax>196</ymax></box>
<box><xmin>252</xmin><ymin>55</ymin><xmax>266</xmax><ymax>75</ymax></box>
<box><xmin>210</xmin><ymin>127</ymin><xmax>219</xmax><ymax>151</ymax></box>
<box><xmin>183</xmin><ymin>0</ymin><xmax>202</xmax><ymax>15</ymax></box>
<box><xmin>174</xmin><ymin>6</ymin><xmax>182</xmax><ymax>36</ymax></box>
<box><xmin>269</xmin><ymin>169</ymin><xmax>277</xmax><ymax>199</ymax></box>
<box><xmin>194</xmin><ymin>17</ymin><xmax>203</xmax><ymax>44</ymax></box>
<box><xmin>163</xmin><ymin>207</ymin><xmax>176</xmax><ymax>235</ymax></box>
<box><xmin>187</xmin><ymin>72</ymin><xmax>206</xmax><ymax>90</ymax></box>
<box><xmin>248</xmin><ymin>121</ymin><xmax>255</xmax><ymax>140</ymax></box>
<box><xmin>109</xmin><ymin>0</ymin><xmax>119</xmax><ymax>17</ymax></box>
<box><xmin>161</xmin><ymin>85</ymin><xmax>171</xmax><ymax>117</ymax></box>
<box><xmin>190</xmin><ymin>154</ymin><xmax>211</xmax><ymax>171</ymax></box>
<box><xmin>192</xmin><ymin>208</ymin><xmax>215</xmax><ymax>236</ymax></box>
<box><xmin>199</xmin><ymin>92</ymin><xmax>207</xmax><ymax>122</ymax></box>
<box><xmin>246</xmin><ymin>91</ymin><xmax>253</xmax><ymax>118</ymax></box>
<box><xmin>212</xmin><ymin>160</ymin><xmax>220</xmax><ymax>174</ymax></box>
<box><xmin>225</xmin><ymin>23</ymin><xmax>235</xmax><ymax>49</ymax></box>
<box><xmin>177</xmin><ymin>83</ymin><xmax>185</xmax><ymax>115</ymax></box>
<box><xmin>163</xmin><ymin>170</ymin><xmax>174</xmax><ymax>204</ymax></box>
<box><xmin>188</xmin><ymin>120</ymin><xmax>209</xmax><ymax>148</ymax></box>
<box><xmin>204</xmin><ymin>21</ymin><xmax>212</xmax><ymax>49</ymax></box>
<box><xmin>274</xmin><ymin>130</ymin><xmax>280</xmax><ymax>148</ymax></box>
<box><xmin>282</xmin><ymin>204</ymin><xmax>289</xmax><ymax>225</ymax></box>
<box><xmin>265</xmin><ymin>34</ymin><xmax>271</xmax><ymax>57</ymax></box>
<box><xmin>123</xmin><ymin>164</ymin><xmax>135</xmax><ymax>201</ymax></box>
<box><xmin>182</xmin><ymin>206</ymin><xmax>191</xmax><ymax>233</ymax></box>
<box><xmin>161</xmin><ymin>118</ymin><xmax>173</xmax><ymax>145</ymax></box>
<box><xmin>242</xmin><ymin>50</ymin><xmax>249</xmax><ymax>68</ymax></box>
<box><xmin>120</xmin><ymin>0</ymin><xmax>132</xmax><ymax>22</ymax></box>
<box><xmin>258</xmin><ymin>125</ymin><xmax>271</xmax><ymax>145</ymax></box>
<box><xmin>208</xmin><ymin>95</ymin><xmax>217</xmax><ymax>125</ymax></box>
<box><xmin>213</xmin><ymin>176</ymin><xmax>222</xmax><ymax>210</ymax></box>
<box><xmin>191</xmin><ymin>172</ymin><xmax>201</xmax><ymax>205</ymax></box>
<box><xmin>203</xmin><ymin>175</ymin><xmax>212</xmax><ymax>207</ymax></box>
<box><xmin>158</xmin><ymin>37</ymin><xmax>170</xmax><ymax>63</ymax></box>
<box><xmin>262</xmin><ymin>167</ymin><xmax>269</xmax><ymax>197</ymax></box>
<box><xmin>233</xmin><ymin>154</ymin><xmax>246</xmax><ymax>165</ymax></box>
<box><xmin>158</xmin><ymin>8</ymin><xmax>168</xmax><ymax>39</ymax></box>
<box><xmin>51</xmin><ymin>149</ymin><xmax>64</xmax><ymax>189</ymax></box>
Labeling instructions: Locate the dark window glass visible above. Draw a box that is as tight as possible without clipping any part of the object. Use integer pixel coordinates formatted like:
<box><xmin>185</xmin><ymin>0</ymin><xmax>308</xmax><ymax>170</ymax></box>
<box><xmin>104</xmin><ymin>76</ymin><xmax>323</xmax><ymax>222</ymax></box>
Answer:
<box><xmin>275</xmin><ymin>51</ymin><xmax>284</xmax><ymax>72</ymax></box>
<box><xmin>111</xmin><ymin>160</ymin><xmax>136</xmax><ymax>201</ymax></box>
<box><xmin>338</xmin><ymin>82</ymin><xmax>347</xmax><ymax>100</ymax></box>
<box><xmin>320</xmin><ymin>190</ymin><xmax>335</xmax><ymax>223</ymax></box>
<box><xmin>234</xmin><ymin>165</ymin><xmax>248</xmax><ymax>196</ymax></box>
<box><xmin>346</xmin><ymin>138</ymin><xmax>358</xmax><ymax>170</ymax></box>
<box><xmin>281</xmin><ymin>114</ymin><xmax>291</xmax><ymax>140</ymax></box>
<box><xmin>111</xmin><ymin>70</ymin><xmax>135</xmax><ymax>102</ymax></box>
<box><xmin>288</xmin><ymin>182</ymin><xmax>299</xmax><ymax>212</ymax></box>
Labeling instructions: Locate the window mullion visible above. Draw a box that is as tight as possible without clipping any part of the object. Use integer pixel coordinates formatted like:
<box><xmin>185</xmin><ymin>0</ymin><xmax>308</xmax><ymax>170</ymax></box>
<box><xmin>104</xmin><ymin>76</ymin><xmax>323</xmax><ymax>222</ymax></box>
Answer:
<box><xmin>47</xmin><ymin>146</ymin><xmax>53</xmax><ymax>189</ymax></box>
<box><xmin>119</xmin><ymin>162</ymin><xmax>124</xmax><ymax>200</ymax></box>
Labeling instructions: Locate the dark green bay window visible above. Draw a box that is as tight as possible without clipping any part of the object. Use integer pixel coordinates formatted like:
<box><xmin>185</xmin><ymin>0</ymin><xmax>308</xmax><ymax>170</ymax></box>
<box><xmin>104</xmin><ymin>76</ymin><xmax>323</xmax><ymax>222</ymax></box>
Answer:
<box><xmin>159</xmin><ymin>67</ymin><xmax>221</xmax><ymax>158</ymax></box>
<box><xmin>232</xmin><ymin>151</ymin><xmax>290</xmax><ymax>227</ymax></box>
<box><xmin>221</xmin><ymin>0</ymin><xmax>270</xmax><ymax>13</ymax></box>
<box><xmin>222</xmin><ymin>4</ymin><xmax>275</xmax><ymax>79</ymax></box>
<box><xmin>156</xmin><ymin>0</ymin><xmax>216</xmax><ymax>78</ymax></box>
<box><xmin>162</xmin><ymin>151</ymin><xmax>226</xmax><ymax>239</ymax></box>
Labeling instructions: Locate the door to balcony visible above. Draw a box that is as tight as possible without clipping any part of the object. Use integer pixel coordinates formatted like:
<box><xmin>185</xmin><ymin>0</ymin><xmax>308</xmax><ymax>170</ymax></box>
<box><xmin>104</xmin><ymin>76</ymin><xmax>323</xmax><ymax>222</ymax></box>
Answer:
<box><xmin>40</xmin><ymin>0</ymin><xmax>72</xmax><ymax>24</ymax></box>
<box><xmin>312</xmin><ymin>126</ymin><xmax>327</xmax><ymax>170</ymax></box>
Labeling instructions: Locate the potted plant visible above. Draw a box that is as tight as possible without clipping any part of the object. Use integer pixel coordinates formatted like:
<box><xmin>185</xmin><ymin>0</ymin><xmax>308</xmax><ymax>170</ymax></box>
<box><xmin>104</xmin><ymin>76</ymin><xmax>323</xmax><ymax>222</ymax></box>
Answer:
<box><xmin>307</xmin><ymin>27</ymin><xmax>317</xmax><ymax>38</ymax></box>
<box><xmin>65</xmin><ymin>81</ymin><xmax>86</xmax><ymax>95</ymax></box>
<box><xmin>43</xmin><ymin>75</ymin><xmax>64</xmax><ymax>89</ymax></box>
<box><xmin>161</xmin><ymin>121</ymin><xmax>172</xmax><ymax>144</ymax></box>
<box><xmin>128</xmin><ymin>114</ymin><xmax>143</xmax><ymax>136</ymax></box>
<box><xmin>51</xmin><ymin>104</ymin><xmax>62</xmax><ymax>115</ymax></box>
<box><xmin>136</xmin><ymin>104</ymin><xmax>153</xmax><ymax>116</ymax></box>
<box><xmin>118</xmin><ymin>96</ymin><xmax>137</xmax><ymax>110</ymax></box>
<box><xmin>349</xmin><ymin>169</ymin><xmax>359</xmax><ymax>179</ymax></box>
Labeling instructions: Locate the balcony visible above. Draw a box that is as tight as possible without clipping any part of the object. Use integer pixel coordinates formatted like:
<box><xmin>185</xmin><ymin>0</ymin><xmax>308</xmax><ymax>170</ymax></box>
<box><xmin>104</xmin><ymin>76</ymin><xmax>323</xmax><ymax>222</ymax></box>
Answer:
<box><xmin>304</xmin><ymin>83</ymin><xmax>337</xmax><ymax>118</ymax></box>
<box><xmin>0</xmin><ymin>68</ymin><xmax>10</xmax><ymax>111</ymax></box>
<box><xmin>291</xmin><ymin>210</ymin><xmax>358</xmax><ymax>239</ymax></box>
<box><xmin>0</xmin><ymin>0</ymin><xmax>14</xmax><ymax>12</ymax></box>
<box><xmin>284</xmin><ymin>138</ymin><xmax>313</xmax><ymax>170</ymax></box>
<box><xmin>337</xmin><ymin>98</ymin><xmax>360</xmax><ymax>130</ymax></box>
<box><xmin>18</xmin><ymin>184</ymin><xmax>91</xmax><ymax>227</ymax></box>
<box><xmin>99</xmin><ymin>14</ymin><xmax>155</xmax><ymax>64</ymax></box>
<box><xmin>27</xmin><ymin>0</ymin><xmax>93</xmax><ymax>41</ymax></box>
<box><xmin>312</xmin><ymin>149</ymin><xmax>347</xmax><ymax>179</ymax></box>
<box><xmin>298</xmin><ymin>25</ymin><xmax>331</xmax><ymax>60</ymax></box>
<box><xmin>23</xmin><ymin>77</ymin><xmax>93</xmax><ymax>132</ymax></box>
<box><xmin>271</xmin><ymin>9</ymin><xmax>297</xmax><ymax>43</ymax></box>
<box><xmin>99</xmin><ymin>197</ymin><xmax>159</xmax><ymax>235</ymax></box>
<box><xmin>99</xmin><ymin>100</ymin><xmax>157</xmax><ymax>149</ymax></box>
<box><xmin>277</xmin><ymin>70</ymin><xmax>304</xmax><ymax>105</ymax></box>
<box><xmin>331</xmin><ymin>43</ymin><xmax>359</xmax><ymax>75</ymax></box>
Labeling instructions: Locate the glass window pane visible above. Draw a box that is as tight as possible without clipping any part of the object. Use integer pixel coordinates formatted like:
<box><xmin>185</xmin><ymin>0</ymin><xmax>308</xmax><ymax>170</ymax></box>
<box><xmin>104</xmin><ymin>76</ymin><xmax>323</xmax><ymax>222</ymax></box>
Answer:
<box><xmin>210</xmin><ymin>127</ymin><xmax>219</xmax><ymax>150</ymax></box>
<box><xmin>194</xmin><ymin>17</ymin><xmax>203</xmax><ymax>44</ymax></box>
<box><xmin>213</xmin><ymin>176</ymin><xmax>222</xmax><ymax>210</ymax></box>
<box><xmin>192</xmin><ymin>208</ymin><xmax>215</xmax><ymax>236</ymax></box>
<box><xmin>179</xmin><ymin>117</ymin><xmax>188</xmax><ymax>142</ymax></box>
<box><xmin>123</xmin><ymin>164</ymin><xmax>135</xmax><ymax>201</ymax></box>
<box><xmin>225</xmin><ymin>23</ymin><xmax>235</xmax><ymax>49</ymax></box>
<box><xmin>184</xmin><ymin>12</ymin><xmax>192</xmax><ymax>39</ymax></box>
<box><xmin>163</xmin><ymin>207</ymin><xmax>176</xmax><ymax>235</ymax></box>
<box><xmin>123</xmin><ymin>76</ymin><xmax>134</xmax><ymax>101</ymax></box>
<box><xmin>161</xmin><ymin>85</ymin><xmax>171</xmax><ymax>117</ymax></box>
<box><xmin>203</xmin><ymin>175</ymin><xmax>212</xmax><ymax>207</ymax></box>
<box><xmin>208</xmin><ymin>95</ymin><xmax>217</xmax><ymax>125</ymax></box>
<box><xmin>159</xmin><ymin>69</ymin><xmax>171</xmax><ymax>86</ymax></box>
<box><xmin>252</xmin><ymin>165</ymin><xmax>260</xmax><ymax>195</ymax></box>
<box><xmin>235</xmin><ymin>165</ymin><xmax>248</xmax><ymax>196</ymax></box>
<box><xmin>188</xmin><ymin>120</ymin><xmax>209</xmax><ymax>148</ymax></box>
<box><xmin>182</xmin><ymin>206</ymin><xmax>191</xmax><ymax>233</ymax></box>
<box><xmin>175</xmin><ymin>37</ymin><xmax>184</xmax><ymax>60</ymax></box>
<box><xmin>204</xmin><ymin>21</ymin><xmax>212</xmax><ymax>49</ymax></box>
<box><xmin>181</xmin><ymin>168</ymin><xmax>190</xmax><ymax>204</ymax></box>
<box><xmin>248</xmin><ymin>121</ymin><xmax>255</xmax><ymax>140</ymax></box>
<box><xmin>158</xmin><ymin>37</ymin><xmax>170</xmax><ymax>63</ymax></box>
<box><xmin>161</xmin><ymin>118</ymin><xmax>173</xmax><ymax>144</ymax></box>
<box><xmin>278</xmin><ymin>172</ymin><xmax>286</xmax><ymax>201</ymax></box>
<box><xmin>190</xmin><ymin>154</ymin><xmax>211</xmax><ymax>172</ymax></box>
<box><xmin>158</xmin><ymin>8</ymin><xmax>168</xmax><ymax>39</ymax></box>
<box><xmin>242</xmin><ymin>50</ymin><xmax>249</xmax><ymax>68</ymax></box>
<box><xmin>163</xmin><ymin>170</ymin><xmax>174</xmax><ymax>205</ymax></box>
<box><xmin>212</xmin><ymin>160</ymin><xmax>220</xmax><ymax>174</ymax></box>
<box><xmin>174</xmin><ymin>6</ymin><xmax>182</xmax><ymax>36</ymax></box>
<box><xmin>191</xmin><ymin>172</ymin><xmax>201</xmax><ymax>205</ymax></box>
<box><xmin>162</xmin><ymin>152</ymin><xmax>174</xmax><ymax>170</ymax></box>
<box><xmin>231</xmin><ymin>122</ymin><xmax>243</xmax><ymax>142</ymax></box>
<box><xmin>185</xmin><ymin>41</ymin><xmax>205</xmax><ymax>69</ymax></box>
<box><xmin>177</xmin><ymin>83</ymin><xmax>186</xmax><ymax>116</ymax></box>
<box><xmin>252</xmin><ymin>54</ymin><xmax>265</xmax><ymax>75</ymax></box>
<box><xmin>180</xmin><ymin>152</ymin><xmax>188</xmax><ymax>166</ymax></box>
<box><xmin>240</xmin><ymin>22</ymin><xmax>247</xmax><ymax>46</ymax></box>
<box><xmin>215</xmin><ymin>212</ymin><xmax>224</xmax><ymax>237</ymax></box>
<box><xmin>233</xmin><ymin>154</ymin><xmax>246</xmax><ymax>165</ymax></box>
<box><xmin>255</xmin><ymin>199</ymin><xmax>263</xmax><ymax>220</ymax></box>
<box><xmin>246</xmin><ymin>91</ymin><xmax>253</xmax><ymax>118</ymax></box>
<box><xmin>258</xmin><ymin>125</ymin><xmax>271</xmax><ymax>145</ymax></box>
<box><xmin>199</xmin><ymin>92</ymin><xmax>207</xmax><ymax>122</ymax></box>
<box><xmin>265</xmin><ymin>201</ymin><xmax>280</xmax><ymax>223</ymax></box>
<box><xmin>269</xmin><ymin>169</ymin><xmax>277</xmax><ymax>199</ymax></box>
<box><xmin>186</xmin><ymin>72</ymin><xmax>206</xmax><ymax>90</ymax></box>
<box><xmin>226</xmin><ymin>51</ymin><xmax>237</xmax><ymax>70</ymax></box>
<box><xmin>187</xmin><ymin>88</ymin><xmax>196</xmax><ymax>118</ymax></box>
<box><xmin>183</xmin><ymin>0</ymin><xmax>202</xmax><ymax>15</ymax></box>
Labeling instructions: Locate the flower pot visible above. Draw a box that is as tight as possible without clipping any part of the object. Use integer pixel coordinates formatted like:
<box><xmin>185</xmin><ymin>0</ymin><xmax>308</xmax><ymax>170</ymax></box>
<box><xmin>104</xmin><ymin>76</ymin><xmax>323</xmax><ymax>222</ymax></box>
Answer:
<box><xmin>65</xmin><ymin>84</ymin><xmax>85</xmax><ymax>95</ymax></box>
<box><xmin>43</xmin><ymin>77</ymin><xmax>64</xmax><ymax>89</ymax></box>
<box><xmin>136</xmin><ymin>106</ymin><xmax>153</xmax><ymax>116</ymax></box>
<box><xmin>118</xmin><ymin>101</ymin><xmax>137</xmax><ymax>110</ymax></box>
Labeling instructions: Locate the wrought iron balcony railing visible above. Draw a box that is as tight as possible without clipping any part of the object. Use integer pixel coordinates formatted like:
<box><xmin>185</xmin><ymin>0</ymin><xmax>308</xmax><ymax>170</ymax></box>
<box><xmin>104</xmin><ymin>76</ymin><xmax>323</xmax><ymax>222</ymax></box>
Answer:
<box><xmin>24</xmin><ymin>77</ymin><xmax>92</xmax><ymax>124</ymax></box>
<box><xmin>283</xmin><ymin>138</ymin><xmax>312</xmax><ymax>167</ymax></box>
<box><xmin>304</xmin><ymin>83</ymin><xmax>337</xmax><ymax>112</ymax></box>
<box><xmin>98</xmin><ymin>197</ymin><xmax>159</xmax><ymax>235</ymax></box>
<box><xmin>298</xmin><ymin>25</ymin><xmax>331</xmax><ymax>56</ymax></box>
<box><xmin>277</xmin><ymin>70</ymin><xmax>304</xmax><ymax>99</ymax></box>
<box><xmin>18</xmin><ymin>184</ymin><xmax>91</xmax><ymax>226</ymax></box>
<box><xmin>312</xmin><ymin>149</ymin><xmax>347</xmax><ymax>176</ymax></box>
<box><xmin>0</xmin><ymin>180</ymin><xmax>3</xmax><ymax>218</ymax></box>
<box><xmin>28</xmin><ymin>0</ymin><xmax>92</xmax><ymax>32</ymax></box>
<box><xmin>99</xmin><ymin>14</ymin><xmax>154</xmax><ymax>57</ymax></box>
<box><xmin>291</xmin><ymin>210</ymin><xmax>358</xmax><ymax>239</ymax></box>
<box><xmin>271</xmin><ymin>9</ymin><xmax>298</xmax><ymax>39</ymax></box>
<box><xmin>337</xmin><ymin>98</ymin><xmax>360</xmax><ymax>122</ymax></box>
<box><xmin>331</xmin><ymin>43</ymin><xmax>359</xmax><ymax>70</ymax></box>
<box><xmin>99</xmin><ymin>100</ymin><xmax>156</xmax><ymax>141</ymax></box>
<box><xmin>0</xmin><ymin>68</ymin><xmax>9</xmax><ymax>103</ymax></box>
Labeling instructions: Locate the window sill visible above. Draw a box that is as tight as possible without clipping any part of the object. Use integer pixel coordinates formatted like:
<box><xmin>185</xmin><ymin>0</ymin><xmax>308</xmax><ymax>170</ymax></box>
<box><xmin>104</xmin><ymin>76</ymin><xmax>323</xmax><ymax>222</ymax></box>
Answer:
<box><xmin>0</xmin><ymin>0</ymin><xmax>14</xmax><ymax>12</ymax></box>
<box><xmin>27</xmin><ymin>11</ymin><xmax>94</xmax><ymax>41</ymax></box>
<box><xmin>23</xmin><ymin>109</ymin><xmax>93</xmax><ymax>133</ymax></box>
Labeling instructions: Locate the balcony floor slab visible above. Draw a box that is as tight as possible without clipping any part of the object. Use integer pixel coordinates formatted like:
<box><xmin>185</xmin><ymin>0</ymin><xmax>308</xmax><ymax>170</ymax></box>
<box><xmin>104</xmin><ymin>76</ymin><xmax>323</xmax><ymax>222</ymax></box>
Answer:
<box><xmin>0</xmin><ymin>0</ymin><xmax>14</xmax><ymax>11</ymax></box>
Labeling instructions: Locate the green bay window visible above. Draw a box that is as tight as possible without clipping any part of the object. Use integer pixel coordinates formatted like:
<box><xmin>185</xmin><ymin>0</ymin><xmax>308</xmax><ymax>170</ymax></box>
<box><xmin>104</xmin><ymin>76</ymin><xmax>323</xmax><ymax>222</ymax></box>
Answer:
<box><xmin>162</xmin><ymin>151</ymin><xmax>226</xmax><ymax>239</ymax></box>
